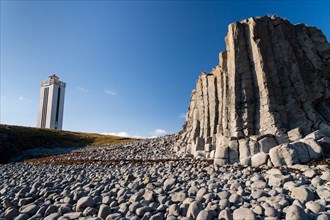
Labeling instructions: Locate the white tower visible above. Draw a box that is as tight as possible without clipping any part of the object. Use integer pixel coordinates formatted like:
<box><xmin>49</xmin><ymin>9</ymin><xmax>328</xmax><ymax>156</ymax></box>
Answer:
<box><xmin>37</xmin><ymin>74</ymin><xmax>66</xmax><ymax>130</ymax></box>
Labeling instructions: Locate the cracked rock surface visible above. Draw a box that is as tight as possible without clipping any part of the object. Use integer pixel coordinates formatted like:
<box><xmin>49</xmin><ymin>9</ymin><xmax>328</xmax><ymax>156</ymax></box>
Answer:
<box><xmin>175</xmin><ymin>16</ymin><xmax>330</xmax><ymax>166</ymax></box>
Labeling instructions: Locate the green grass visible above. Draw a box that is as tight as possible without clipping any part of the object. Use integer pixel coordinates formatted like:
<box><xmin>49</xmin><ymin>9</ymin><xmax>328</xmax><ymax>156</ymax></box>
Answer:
<box><xmin>0</xmin><ymin>124</ymin><xmax>140</xmax><ymax>150</ymax></box>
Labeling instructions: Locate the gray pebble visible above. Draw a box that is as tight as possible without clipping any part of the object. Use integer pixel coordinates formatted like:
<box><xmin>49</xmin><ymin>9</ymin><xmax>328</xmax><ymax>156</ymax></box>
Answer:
<box><xmin>44</xmin><ymin>213</ymin><xmax>61</xmax><ymax>220</ymax></box>
<box><xmin>285</xmin><ymin>205</ymin><xmax>308</xmax><ymax>220</ymax></box>
<box><xmin>98</xmin><ymin>204</ymin><xmax>111</xmax><ymax>219</ymax></box>
<box><xmin>76</xmin><ymin>196</ymin><xmax>95</xmax><ymax>211</ymax></box>
<box><xmin>186</xmin><ymin>201</ymin><xmax>201</xmax><ymax>218</ymax></box>
<box><xmin>233</xmin><ymin>207</ymin><xmax>255</xmax><ymax>220</ymax></box>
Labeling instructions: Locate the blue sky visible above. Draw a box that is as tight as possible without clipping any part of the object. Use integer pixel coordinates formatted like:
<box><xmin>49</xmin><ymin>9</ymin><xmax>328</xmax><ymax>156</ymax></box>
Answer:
<box><xmin>1</xmin><ymin>0</ymin><xmax>329</xmax><ymax>138</ymax></box>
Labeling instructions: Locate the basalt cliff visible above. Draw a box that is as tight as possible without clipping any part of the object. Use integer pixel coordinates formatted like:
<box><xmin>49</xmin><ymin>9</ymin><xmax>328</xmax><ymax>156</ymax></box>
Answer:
<box><xmin>175</xmin><ymin>16</ymin><xmax>330</xmax><ymax>166</ymax></box>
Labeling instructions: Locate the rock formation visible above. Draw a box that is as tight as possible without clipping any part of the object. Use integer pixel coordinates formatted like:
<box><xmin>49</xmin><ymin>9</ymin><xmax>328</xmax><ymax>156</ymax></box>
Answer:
<box><xmin>175</xmin><ymin>16</ymin><xmax>330</xmax><ymax>166</ymax></box>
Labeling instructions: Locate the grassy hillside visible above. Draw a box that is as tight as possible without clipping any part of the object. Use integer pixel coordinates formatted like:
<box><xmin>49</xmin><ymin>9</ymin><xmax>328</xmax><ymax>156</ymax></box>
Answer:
<box><xmin>0</xmin><ymin>124</ymin><xmax>140</xmax><ymax>163</ymax></box>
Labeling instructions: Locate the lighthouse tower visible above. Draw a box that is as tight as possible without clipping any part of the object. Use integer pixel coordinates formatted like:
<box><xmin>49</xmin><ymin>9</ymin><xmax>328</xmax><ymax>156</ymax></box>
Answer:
<box><xmin>37</xmin><ymin>74</ymin><xmax>66</xmax><ymax>130</ymax></box>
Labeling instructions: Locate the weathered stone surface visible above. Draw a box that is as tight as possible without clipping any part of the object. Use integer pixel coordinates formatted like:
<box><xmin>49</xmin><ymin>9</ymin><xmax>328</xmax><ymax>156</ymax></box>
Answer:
<box><xmin>291</xmin><ymin>186</ymin><xmax>314</xmax><ymax>203</ymax></box>
<box><xmin>105</xmin><ymin>213</ymin><xmax>122</xmax><ymax>220</ymax></box>
<box><xmin>233</xmin><ymin>207</ymin><xmax>256</xmax><ymax>220</ymax></box>
<box><xmin>251</xmin><ymin>152</ymin><xmax>268</xmax><ymax>167</ymax></box>
<box><xmin>2</xmin><ymin>207</ymin><xmax>19</xmax><ymax>219</ymax></box>
<box><xmin>98</xmin><ymin>204</ymin><xmax>111</xmax><ymax>219</ymax></box>
<box><xmin>20</xmin><ymin>204</ymin><xmax>39</xmax><ymax>216</ymax></box>
<box><xmin>288</xmin><ymin>128</ymin><xmax>303</xmax><ymax>142</ymax></box>
<box><xmin>269</xmin><ymin>144</ymin><xmax>298</xmax><ymax>166</ymax></box>
<box><xmin>186</xmin><ymin>201</ymin><xmax>202</xmax><ymax>218</ymax></box>
<box><xmin>196</xmin><ymin>210</ymin><xmax>214</xmax><ymax>220</ymax></box>
<box><xmin>239</xmin><ymin>139</ymin><xmax>251</xmax><ymax>165</ymax></box>
<box><xmin>268</xmin><ymin>174</ymin><xmax>291</xmax><ymax>187</ymax></box>
<box><xmin>318</xmin><ymin>136</ymin><xmax>330</xmax><ymax>155</ymax></box>
<box><xmin>306</xmin><ymin>201</ymin><xmax>325</xmax><ymax>214</ymax></box>
<box><xmin>269</xmin><ymin>140</ymin><xmax>324</xmax><ymax>166</ymax></box>
<box><xmin>76</xmin><ymin>196</ymin><xmax>95</xmax><ymax>211</ymax></box>
<box><xmin>176</xmin><ymin>15</ymin><xmax>330</xmax><ymax>166</ymax></box>
<box><xmin>285</xmin><ymin>205</ymin><xmax>308</xmax><ymax>220</ymax></box>
<box><xmin>259</xmin><ymin>136</ymin><xmax>277</xmax><ymax>153</ymax></box>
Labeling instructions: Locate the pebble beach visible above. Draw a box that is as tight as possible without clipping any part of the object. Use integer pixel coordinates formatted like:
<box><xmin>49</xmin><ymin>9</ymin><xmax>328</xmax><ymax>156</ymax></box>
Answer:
<box><xmin>1</xmin><ymin>135</ymin><xmax>329</xmax><ymax>220</ymax></box>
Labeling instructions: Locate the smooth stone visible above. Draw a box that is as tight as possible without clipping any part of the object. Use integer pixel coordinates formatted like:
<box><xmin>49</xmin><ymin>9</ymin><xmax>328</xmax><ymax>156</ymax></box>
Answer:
<box><xmin>102</xmin><ymin>196</ymin><xmax>111</xmax><ymax>205</ymax></box>
<box><xmin>129</xmin><ymin>202</ymin><xmax>143</xmax><ymax>213</ymax></box>
<box><xmin>136</xmin><ymin>206</ymin><xmax>154</xmax><ymax>217</ymax></box>
<box><xmin>218</xmin><ymin>209</ymin><xmax>232</xmax><ymax>220</ymax></box>
<box><xmin>105</xmin><ymin>213</ymin><xmax>122</xmax><ymax>220</ymax></box>
<box><xmin>265</xmin><ymin>207</ymin><xmax>277</xmax><ymax>217</ymax></box>
<box><xmin>3</xmin><ymin>207</ymin><xmax>20</xmax><ymax>219</ymax></box>
<box><xmin>76</xmin><ymin>196</ymin><xmax>95</xmax><ymax>211</ymax></box>
<box><xmin>311</xmin><ymin>176</ymin><xmax>323</xmax><ymax>187</ymax></box>
<box><xmin>219</xmin><ymin>199</ymin><xmax>230</xmax><ymax>210</ymax></box>
<box><xmin>58</xmin><ymin>204</ymin><xmax>72</xmax><ymax>214</ymax></box>
<box><xmin>119</xmin><ymin>203</ymin><xmax>129</xmax><ymax>214</ymax></box>
<box><xmin>304</xmin><ymin>169</ymin><xmax>316</xmax><ymax>178</ymax></box>
<box><xmin>268</xmin><ymin>174</ymin><xmax>291</xmax><ymax>187</ymax></box>
<box><xmin>317</xmin><ymin>188</ymin><xmax>330</xmax><ymax>200</ymax></box>
<box><xmin>81</xmin><ymin>218</ymin><xmax>101</xmax><ymax>220</ymax></box>
<box><xmin>218</xmin><ymin>191</ymin><xmax>230</xmax><ymax>199</ymax></box>
<box><xmin>188</xmin><ymin>186</ymin><xmax>198</xmax><ymax>197</ymax></box>
<box><xmin>251</xmin><ymin>152</ymin><xmax>268</xmax><ymax>167</ymax></box>
<box><xmin>320</xmin><ymin>171</ymin><xmax>330</xmax><ymax>181</ymax></box>
<box><xmin>98</xmin><ymin>204</ymin><xmax>111</xmax><ymax>219</ymax></box>
<box><xmin>20</xmin><ymin>204</ymin><xmax>39</xmax><ymax>216</ymax></box>
<box><xmin>229</xmin><ymin>194</ymin><xmax>243</xmax><ymax>205</ymax></box>
<box><xmin>196</xmin><ymin>188</ymin><xmax>208</xmax><ymax>198</ymax></box>
<box><xmin>171</xmin><ymin>191</ymin><xmax>187</xmax><ymax>202</ymax></box>
<box><xmin>316</xmin><ymin>214</ymin><xmax>330</xmax><ymax>220</ymax></box>
<box><xmin>306</xmin><ymin>201</ymin><xmax>325</xmax><ymax>214</ymax></box>
<box><xmin>251</xmin><ymin>189</ymin><xmax>266</xmax><ymax>199</ymax></box>
<box><xmin>150</xmin><ymin>213</ymin><xmax>164</xmax><ymax>220</ymax></box>
<box><xmin>83</xmin><ymin>207</ymin><xmax>98</xmax><ymax>216</ymax></box>
<box><xmin>251</xmin><ymin>181</ymin><xmax>267</xmax><ymax>189</ymax></box>
<box><xmin>130</xmin><ymin>191</ymin><xmax>145</xmax><ymax>203</ymax></box>
<box><xmin>18</xmin><ymin>198</ymin><xmax>34</xmax><ymax>207</ymax></box>
<box><xmin>252</xmin><ymin>205</ymin><xmax>264</xmax><ymax>215</ymax></box>
<box><xmin>233</xmin><ymin>207</ymin><xmax>256</xmax><ymax>220</ymax></box>
<box><xmin>168</xmin><ymin>204</ymin><xmax>180</xmax><ymax>216</ymax></box>
<box><xmin>266</xmin><ymin>168</ymin><xmax>282</xmax><ymax>175</ymax></box>
<box><xmin>164</xmin><ymin>178</ymin><xmax>176</xmax><ymax>191</ymax></box>
<box><xmin>291</xmin><ymin>187</ymin><xmax>314</xmax><ymax>203</ymax></box>
<box><xmin>285</xmin><ymin>205</ymin><xmax>308</xmax><ymax>220</ymax></box>
<box><xmin>44</xmin><ymin>213</ymin><xmax>61</xmax><ymax>220</ymax></box>
<box><xmin>156</xmin><ymin>204</ymin><xmax>167</xmax><ymax>212</ymax></box>
<box><xmin>196</xmin><ymin>210</ymin><xmax>213</xmax><ymax>220</ymax></box>
<box><xmin>45</xmin><ymin>205</ymin><xmax>58</xmax><ymax>216</ymax></box>
<box><xmin>36</xmin><ymin>205</ymin><xmax>46</xmax><ymax>214</ymax></box>
<box><xmin>186</xmin><ymin>201</ymin><xmax>202</xmax><ymax>218</ymax></box>
<box><xmin>63</xmin><ymin>212</ymin><xmax>83</xmax><ymax>219</ymax></box>
<box><xmin>14</xmin><ymin>214</ymin><xmax>29</xmax><ymax>220</ymax></box>
<box><xmin>180</xmin><ymin>203</ymin><xmax>189</xmax><ymax>216</ymax></box>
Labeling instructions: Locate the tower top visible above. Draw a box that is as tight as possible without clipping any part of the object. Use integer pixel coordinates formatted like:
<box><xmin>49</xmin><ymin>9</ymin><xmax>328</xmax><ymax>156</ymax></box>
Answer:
<box><xmin>41</xmin><ymin>74</ymin><xmax>65</xmax><ymax>88</ymax></box>
<box><xmin>49</xmin><ymin>74</ymin><xmax>59</xmax><ymax>80</ymax></box>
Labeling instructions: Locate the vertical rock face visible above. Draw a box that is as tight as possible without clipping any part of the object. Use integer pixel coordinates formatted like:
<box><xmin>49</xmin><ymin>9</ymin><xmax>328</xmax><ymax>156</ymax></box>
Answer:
<box><xmin>176</xmin><ymin>16</ymin><xmax>330</xmax><ymax>166</ymax></box>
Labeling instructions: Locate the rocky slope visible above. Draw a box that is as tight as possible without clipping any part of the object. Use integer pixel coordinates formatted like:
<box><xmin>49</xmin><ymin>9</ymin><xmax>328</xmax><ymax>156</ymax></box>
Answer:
<box><xmin>175</xmin><ymin>16</ymin><xmax>330</xmax><ymax>166</ymax></box>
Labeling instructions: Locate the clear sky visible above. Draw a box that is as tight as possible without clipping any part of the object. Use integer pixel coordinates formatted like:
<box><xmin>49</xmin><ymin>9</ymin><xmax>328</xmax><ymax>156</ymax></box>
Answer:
<box><xmin>1</xmin><ymin>0</ymin><xmax>329</xmax><ymax>138</ymax></box>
